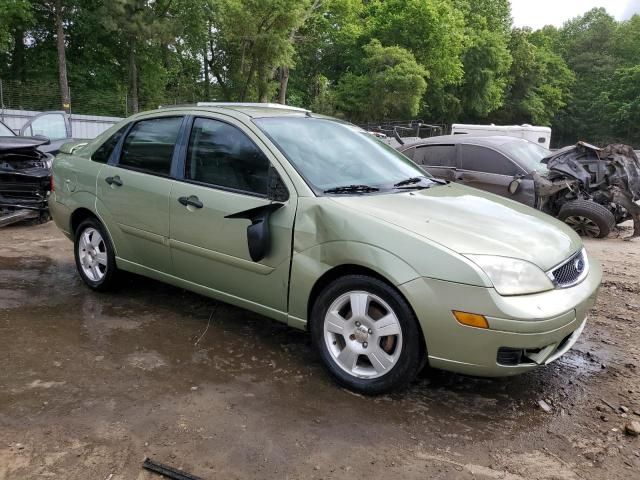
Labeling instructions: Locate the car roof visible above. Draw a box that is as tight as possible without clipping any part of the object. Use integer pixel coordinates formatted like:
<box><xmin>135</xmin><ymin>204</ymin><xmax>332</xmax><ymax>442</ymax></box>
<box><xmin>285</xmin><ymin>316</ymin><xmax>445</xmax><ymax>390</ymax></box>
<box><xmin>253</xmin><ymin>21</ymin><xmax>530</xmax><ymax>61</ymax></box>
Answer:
<box><xmin>152</xmin><ymin>102</ymin><xmax>311</xmax><ymax>119</ymax></box>
<box><xmin>399</xmin><ymin>134</ymin><xmax>531</xmax><ymax>149</ymax></box>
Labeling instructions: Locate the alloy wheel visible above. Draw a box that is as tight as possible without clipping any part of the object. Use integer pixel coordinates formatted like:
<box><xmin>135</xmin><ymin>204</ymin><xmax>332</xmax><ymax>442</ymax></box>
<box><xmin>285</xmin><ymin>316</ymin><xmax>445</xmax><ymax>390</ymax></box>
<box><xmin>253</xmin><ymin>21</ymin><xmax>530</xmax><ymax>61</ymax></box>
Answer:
<box><xmin>78</xmin><ymin>227</ymin><xmax>108</xmax><ymax>282</ymax></box>
<box><xmin>323</xmin><ymin>291</ymin><xmax>403</xmax><ymax>379</ymax></box>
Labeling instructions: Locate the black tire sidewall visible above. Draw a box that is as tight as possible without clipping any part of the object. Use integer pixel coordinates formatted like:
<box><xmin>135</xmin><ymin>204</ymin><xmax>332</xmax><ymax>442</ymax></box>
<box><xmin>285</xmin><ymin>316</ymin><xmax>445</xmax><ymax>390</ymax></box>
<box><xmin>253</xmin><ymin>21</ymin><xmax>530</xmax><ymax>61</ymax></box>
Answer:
<box><xmin>558</xmin><ymin>200</ymin><xmax>615</xmax><ymax>238</ymax></box>
<box><xmin>74</xmin><ymin>218</ymin><xmax>118</xmax><ymax>291</ymax></box>
<box><xmin>310</xmin><ymin>275</ymin><xmax>423</xmax><ymax>394</ymax></box>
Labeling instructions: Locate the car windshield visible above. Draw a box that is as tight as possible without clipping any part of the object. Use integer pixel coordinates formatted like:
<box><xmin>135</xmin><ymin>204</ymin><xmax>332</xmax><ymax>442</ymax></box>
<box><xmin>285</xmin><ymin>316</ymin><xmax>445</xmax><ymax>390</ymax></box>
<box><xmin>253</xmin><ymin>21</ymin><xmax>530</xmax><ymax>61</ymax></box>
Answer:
<box><xmin>0</xmin><ymin>121</ymin><xmax>15</xmax><ymax>136</ymax></box>
<box><xmin>255</xmin><ymin>117</ymin><xmax>433</xmax><ymax>193</ymax></box>
<box><xmin>500</xmin><ymin>139</ymin><xmax>550</xmax><ymax>173</ymax></box>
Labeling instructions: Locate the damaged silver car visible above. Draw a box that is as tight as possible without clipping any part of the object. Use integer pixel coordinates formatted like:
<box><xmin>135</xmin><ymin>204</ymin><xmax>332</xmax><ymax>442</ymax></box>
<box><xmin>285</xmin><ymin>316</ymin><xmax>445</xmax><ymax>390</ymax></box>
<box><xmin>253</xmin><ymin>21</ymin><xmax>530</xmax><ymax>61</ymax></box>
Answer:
<box><xmin>397</xmin><ymin>136</ymin><xmax>640</xmax><ymax>239</ymax></box>
<box><xmin>0</xmin><ymin>136</ymin><xmax>52</xmax><ymax>227</ymax></box>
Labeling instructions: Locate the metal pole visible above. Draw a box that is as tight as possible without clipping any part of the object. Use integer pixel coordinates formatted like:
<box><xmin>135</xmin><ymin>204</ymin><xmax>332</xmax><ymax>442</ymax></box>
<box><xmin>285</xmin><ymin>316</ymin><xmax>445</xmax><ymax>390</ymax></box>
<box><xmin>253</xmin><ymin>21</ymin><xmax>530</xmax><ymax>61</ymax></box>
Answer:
<box><xmin>0</xmin><ymin>79</ymin><xmax>4</xmax><ymax>123</ymax></box>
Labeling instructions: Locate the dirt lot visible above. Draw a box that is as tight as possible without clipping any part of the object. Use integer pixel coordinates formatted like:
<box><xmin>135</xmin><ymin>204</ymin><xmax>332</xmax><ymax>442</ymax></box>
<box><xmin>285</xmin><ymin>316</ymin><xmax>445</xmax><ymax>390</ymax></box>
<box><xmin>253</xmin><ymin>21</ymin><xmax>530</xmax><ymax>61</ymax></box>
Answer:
<box><xmin>1</xmin><ymin>222</ymin><xmax>639</xmax><ymax>480</ymax></box>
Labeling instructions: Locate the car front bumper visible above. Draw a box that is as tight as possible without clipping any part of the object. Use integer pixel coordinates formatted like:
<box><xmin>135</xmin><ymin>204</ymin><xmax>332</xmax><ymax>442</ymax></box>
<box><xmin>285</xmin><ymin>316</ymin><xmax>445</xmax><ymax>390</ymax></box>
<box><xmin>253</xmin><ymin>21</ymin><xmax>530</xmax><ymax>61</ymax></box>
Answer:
<box><xmin>399</xmin><ymin>251</ymin><xmax>602</xmax><ymax>377</ymax></box>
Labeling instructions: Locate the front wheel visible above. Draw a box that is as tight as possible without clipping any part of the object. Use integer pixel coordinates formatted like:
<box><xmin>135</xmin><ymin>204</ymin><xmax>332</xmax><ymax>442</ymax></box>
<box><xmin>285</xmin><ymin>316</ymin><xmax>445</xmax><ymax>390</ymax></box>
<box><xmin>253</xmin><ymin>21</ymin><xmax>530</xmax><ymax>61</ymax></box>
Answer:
<box><xmin>74</xmin><ymin>217</ymin><xmax>119</xmax><ymax>291</ymax></box>
<box><xmin>557</xmin><ymin>200</ymin><xmax>615</xmax><ymax>238</ymax></box>
<box><xmin>310</xmin><ymin>275</ymin><xmax>423</xmax><ymax>394</ymax></box>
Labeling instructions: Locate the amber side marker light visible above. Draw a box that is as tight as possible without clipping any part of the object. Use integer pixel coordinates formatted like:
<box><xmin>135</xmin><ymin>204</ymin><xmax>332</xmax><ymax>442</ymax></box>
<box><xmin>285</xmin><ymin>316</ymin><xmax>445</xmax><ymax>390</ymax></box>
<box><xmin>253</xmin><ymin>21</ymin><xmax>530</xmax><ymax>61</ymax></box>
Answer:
<box><xmin>453</xmin><ymin>311</ymin><xmax>489</xmax><ymax>329</ymax></box>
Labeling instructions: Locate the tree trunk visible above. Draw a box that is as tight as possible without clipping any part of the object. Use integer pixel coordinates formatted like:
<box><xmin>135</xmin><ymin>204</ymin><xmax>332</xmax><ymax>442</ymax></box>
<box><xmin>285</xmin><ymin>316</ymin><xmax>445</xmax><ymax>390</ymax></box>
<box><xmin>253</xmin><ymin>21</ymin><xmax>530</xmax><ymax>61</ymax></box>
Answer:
<box><xmin>11</xmin><ymin>28</ymin><xmax>26</xmax><ymax>83</ymax></box>
<box><xmin>54</xmin><ymin>0</ymin><xmax>70</xmax><ymax>113</ymax></box>
<box><xmin>277</xmin><ymin>66</ymin><xmax>289</xmax><ymax>104</ymax></box>
<box><xmin>203</xmin><ymin>46</ymin><xmax>210</xmax><ymax>100</ymax></box>
<box><xmin>129</xmin><ymin>38</ymin><xmax>139</xmax><ymax>113</ymax></box>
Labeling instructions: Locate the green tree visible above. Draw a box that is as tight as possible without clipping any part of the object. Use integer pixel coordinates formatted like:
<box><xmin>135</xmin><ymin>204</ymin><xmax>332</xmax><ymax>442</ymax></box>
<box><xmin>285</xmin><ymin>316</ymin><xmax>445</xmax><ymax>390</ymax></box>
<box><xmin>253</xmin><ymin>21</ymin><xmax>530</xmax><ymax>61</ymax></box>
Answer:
<box><xmin>365</xmin><ymin>0</ymin><xmax>465</xmax><ymax>121</ymax></box>
<box><xmin>451</xmin><ymin>0</ymin><xmax>512</xmax><ymax>120</ymax></box>
<box><xmin>492</xmin><ymin>28</ymin><xmax>573</xmax><ymax>126</ymax></box>
<box><xmin>334</xmin><ymin>40</ymin><xmax>427</xmax><ymax>121</ymax></box>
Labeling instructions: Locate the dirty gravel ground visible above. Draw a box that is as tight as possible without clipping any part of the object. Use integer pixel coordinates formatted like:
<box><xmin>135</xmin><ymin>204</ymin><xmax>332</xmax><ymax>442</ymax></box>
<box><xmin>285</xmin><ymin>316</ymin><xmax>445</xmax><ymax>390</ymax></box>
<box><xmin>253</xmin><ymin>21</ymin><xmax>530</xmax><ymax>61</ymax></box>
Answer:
<box><xmin>1</xmin><ymin>222</ymin><xmax>639</xmax><ymax>480</ymax></box>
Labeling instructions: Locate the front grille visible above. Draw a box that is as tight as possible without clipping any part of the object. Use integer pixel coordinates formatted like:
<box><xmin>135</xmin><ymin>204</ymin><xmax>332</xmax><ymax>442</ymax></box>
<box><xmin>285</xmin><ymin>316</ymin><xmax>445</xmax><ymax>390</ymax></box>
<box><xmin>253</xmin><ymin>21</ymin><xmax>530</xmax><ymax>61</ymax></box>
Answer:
<box><xmin>548</xmin><ymin>249</ymin><xmax>589</xmax><ymax>288</ymax></box>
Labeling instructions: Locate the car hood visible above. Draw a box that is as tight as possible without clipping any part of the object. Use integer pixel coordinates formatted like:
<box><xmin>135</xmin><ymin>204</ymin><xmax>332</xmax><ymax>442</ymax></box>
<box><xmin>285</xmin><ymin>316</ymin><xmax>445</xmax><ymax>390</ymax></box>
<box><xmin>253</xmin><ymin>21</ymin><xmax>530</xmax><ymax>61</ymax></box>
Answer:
<box><xmin>330</xmin><ymin>183</ymin><xmax>582</xmax><ymax>272</ymax></box>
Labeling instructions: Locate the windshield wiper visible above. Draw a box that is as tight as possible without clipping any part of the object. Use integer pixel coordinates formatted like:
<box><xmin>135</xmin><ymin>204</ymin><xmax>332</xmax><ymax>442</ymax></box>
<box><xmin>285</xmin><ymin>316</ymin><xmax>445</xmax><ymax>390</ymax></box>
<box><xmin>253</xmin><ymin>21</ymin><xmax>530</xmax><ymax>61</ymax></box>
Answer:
<box><xmin>394</xmin><ymin>177</ymin><xmax>423</xmax><ymax>187</ymax></box>
<box><xmin>394</xmin><ymin>176</ymin><xmax>447</xmax><ymax>189</ymax></box>
<box><xmin>324</xmin><ymin>184</ymin><xmax>380</xmax><ymax>194</ymax></box>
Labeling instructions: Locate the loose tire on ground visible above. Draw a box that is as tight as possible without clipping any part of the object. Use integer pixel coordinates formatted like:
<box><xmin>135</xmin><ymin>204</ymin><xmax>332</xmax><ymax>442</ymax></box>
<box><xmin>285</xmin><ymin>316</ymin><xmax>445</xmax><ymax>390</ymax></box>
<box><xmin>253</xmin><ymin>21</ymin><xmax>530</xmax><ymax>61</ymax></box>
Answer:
<box><xmin>74</xmin><ymin>217</ymin><xmax>119</xmax><ymax>291</ymax></box>
<box><xmin>557</xmin><ymin>200</ymin><xmax>615</xmax><ymax>239</ymax></box>
<box><xmin>310</xmin><ymin>274</ymin><xmax>423</xmax><ymax>394</ymax></box>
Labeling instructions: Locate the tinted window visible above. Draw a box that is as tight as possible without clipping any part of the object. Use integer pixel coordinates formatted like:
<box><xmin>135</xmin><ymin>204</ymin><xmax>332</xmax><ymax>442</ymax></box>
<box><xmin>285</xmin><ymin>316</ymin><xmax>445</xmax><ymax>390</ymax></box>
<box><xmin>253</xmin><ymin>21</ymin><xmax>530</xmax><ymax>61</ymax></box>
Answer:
<box><xmin>120</xmin><ymin>117</ymin><xmax>182</xmax><ymax>176</ymax></box>
<box><xmin>460</xmin><ymin>145</ymin><xmax>521</xmax><ymax>176</ymax></box>
<box><xmin>186</xmin><ymin>118</ymin><xmax>270</xmax><ymax>195</ymax></box>
<box><xmin>92</xmin><ymin>126</ymin><xmax>128</xmax><ymax>163</ymax></box>
<box><xmin>413</xmin><ymin>145</ymin><xmax>456</xmax><ymax>167</ymax></box>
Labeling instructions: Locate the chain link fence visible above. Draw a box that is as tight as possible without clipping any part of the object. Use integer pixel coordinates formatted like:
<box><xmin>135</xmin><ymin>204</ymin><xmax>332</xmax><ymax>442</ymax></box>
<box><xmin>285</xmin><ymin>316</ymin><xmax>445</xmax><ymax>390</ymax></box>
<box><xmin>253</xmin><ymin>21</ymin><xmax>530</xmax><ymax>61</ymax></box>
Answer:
<box><xmin>0</xmin><ymin>78</ymin><xmax>198</xmax><ymax>119</ymax></box>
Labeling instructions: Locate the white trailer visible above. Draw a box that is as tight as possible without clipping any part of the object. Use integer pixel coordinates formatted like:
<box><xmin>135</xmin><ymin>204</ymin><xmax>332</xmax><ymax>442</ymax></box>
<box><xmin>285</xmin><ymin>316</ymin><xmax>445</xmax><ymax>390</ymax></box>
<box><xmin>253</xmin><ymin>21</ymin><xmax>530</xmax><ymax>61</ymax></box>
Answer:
<box><xmin>451</xmin><ymin>124</ymin><xmax>552</xmax><ymax>149</ymax></box>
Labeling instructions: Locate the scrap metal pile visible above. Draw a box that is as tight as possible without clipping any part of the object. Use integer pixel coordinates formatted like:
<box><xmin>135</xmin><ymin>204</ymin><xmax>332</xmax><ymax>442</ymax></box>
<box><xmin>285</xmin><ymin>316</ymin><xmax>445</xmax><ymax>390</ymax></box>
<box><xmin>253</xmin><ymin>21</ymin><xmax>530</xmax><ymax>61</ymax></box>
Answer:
<box><xmin>0</xmin><ymin>137</ymin><xmax>52</xmax><ymax>227</ymax></box>
<box><xmin>538</xmin><ymin>142</ymin><xmax>640</xmax><ymax>238</ymax></box>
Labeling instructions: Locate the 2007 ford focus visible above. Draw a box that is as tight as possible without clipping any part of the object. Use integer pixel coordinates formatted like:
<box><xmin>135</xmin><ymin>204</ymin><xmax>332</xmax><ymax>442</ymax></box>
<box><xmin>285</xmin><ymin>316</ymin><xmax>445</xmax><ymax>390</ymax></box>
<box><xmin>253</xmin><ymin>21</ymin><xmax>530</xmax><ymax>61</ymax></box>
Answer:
<box><xmin>49</xmin><ymin>103</ymin><xmax>601</xmax><ymax>394</ymax></box>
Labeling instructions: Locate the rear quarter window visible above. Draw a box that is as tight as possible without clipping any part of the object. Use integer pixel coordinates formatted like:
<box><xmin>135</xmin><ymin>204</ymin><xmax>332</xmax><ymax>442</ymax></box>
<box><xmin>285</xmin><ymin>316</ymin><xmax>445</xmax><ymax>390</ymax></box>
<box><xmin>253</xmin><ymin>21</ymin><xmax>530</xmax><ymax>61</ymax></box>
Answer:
<box><xmin>92</xmin><ymin>126</ymin><xmax>128</xmax><ymax>163</ymax></box>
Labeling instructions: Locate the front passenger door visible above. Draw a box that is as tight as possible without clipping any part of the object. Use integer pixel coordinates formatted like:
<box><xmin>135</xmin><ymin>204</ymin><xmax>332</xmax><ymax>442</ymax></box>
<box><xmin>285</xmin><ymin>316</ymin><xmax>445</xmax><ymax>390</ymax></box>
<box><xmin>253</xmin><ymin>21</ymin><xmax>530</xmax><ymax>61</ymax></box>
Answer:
<box><xmin>169</xmin><ymin>116</ymin><xmax>296</xmax><ymax>314</ymax></box>
<box><xmin>457</xmin><ymin>145</ymin><xmax>535</xmax><ymax>206</ymax></box>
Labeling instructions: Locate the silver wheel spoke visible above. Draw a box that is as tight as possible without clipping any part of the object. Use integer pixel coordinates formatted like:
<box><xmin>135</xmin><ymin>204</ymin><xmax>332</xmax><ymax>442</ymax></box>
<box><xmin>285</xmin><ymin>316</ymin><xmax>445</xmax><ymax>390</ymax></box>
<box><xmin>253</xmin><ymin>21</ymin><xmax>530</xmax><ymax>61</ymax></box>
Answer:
<box><xmin>337</xmin><ymin>346</ymin><xmax>359</xmax><ymax>371</ymax></box>
<box><xmin>374</xmin><ymin>314</ymin><xmax>401</xmax><ymax>337</ymax></box>
<box><xmin>95</xmin><ymin>251</ymin><xmax>107</xmax><ymax>266</ymax></box>
<box><xmin>349</xmin><ymin>292</ymin><xmax>369</xmax><ymax>319</ymax></box>
<box><xmin>325</xmin><ymin>310</ymin><xmax>345</xmax><ymax>334</ymax></box>
<box><xmin>369</xmin><ymin>347</ymin><xmax>395</xmax><ymax>374</ymax></box>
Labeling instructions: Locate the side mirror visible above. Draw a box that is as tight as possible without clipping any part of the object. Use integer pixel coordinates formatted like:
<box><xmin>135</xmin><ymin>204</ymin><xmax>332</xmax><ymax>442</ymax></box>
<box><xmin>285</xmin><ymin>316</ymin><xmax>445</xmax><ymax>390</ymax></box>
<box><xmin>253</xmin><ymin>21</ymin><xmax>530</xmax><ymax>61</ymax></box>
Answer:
<box><xmin>508</xmin><ymin>178</ymin><xmax>522</xmax><ymax>195</ymax></box>
<box><xmin>225</xmin><ymin>203</ymin><xmax>285</xmax><ymax>262</ymax></box>
<box><xmin>59</xmin><ymin>141</ymin><xmax>88</xmax><ymax>155</ymax></box>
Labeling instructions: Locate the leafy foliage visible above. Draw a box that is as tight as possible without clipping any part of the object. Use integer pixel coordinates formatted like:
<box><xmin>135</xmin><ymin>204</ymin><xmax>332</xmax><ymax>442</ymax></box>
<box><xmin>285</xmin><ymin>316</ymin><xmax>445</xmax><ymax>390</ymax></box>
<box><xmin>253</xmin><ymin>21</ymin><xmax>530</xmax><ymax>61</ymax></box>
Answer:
<box><xmin>1</xmin><ymin>2</ymin><xmax>640</xmax><ymax>146</ymax></box>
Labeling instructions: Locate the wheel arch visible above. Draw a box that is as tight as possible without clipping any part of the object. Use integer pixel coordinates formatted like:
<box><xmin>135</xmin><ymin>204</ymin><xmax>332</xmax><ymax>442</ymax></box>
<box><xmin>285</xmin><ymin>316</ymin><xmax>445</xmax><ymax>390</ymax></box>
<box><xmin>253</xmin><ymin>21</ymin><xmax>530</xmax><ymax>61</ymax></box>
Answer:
<box><xmin>70</xmin><ymin>207</ymin><xmax>98</xmax><ymax>234</ymax></box>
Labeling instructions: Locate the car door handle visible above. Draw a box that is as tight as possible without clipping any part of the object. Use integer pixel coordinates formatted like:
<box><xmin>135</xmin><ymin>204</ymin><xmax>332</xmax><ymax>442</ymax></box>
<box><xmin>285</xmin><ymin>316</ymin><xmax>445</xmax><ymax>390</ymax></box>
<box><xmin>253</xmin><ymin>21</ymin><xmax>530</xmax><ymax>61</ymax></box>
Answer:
<box><xmin>178</xmin><ymin>195</ymin><xmax>203</xmax><ymax>209</ymax></box>
<box><xmin>105</xmin><ymin>175</ymin><xmax>123</xmax><ymax>187</ymax></box>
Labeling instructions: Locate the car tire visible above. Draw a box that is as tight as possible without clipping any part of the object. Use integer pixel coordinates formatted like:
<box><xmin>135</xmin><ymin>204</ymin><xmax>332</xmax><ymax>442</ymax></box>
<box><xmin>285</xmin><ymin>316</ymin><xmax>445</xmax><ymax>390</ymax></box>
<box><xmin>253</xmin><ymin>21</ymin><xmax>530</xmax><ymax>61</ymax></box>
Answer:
<box><xmin>74</xmin><ymin>217</ymin><xmax>119</xmax><ymax>291</ymax></box>
<box><xmin>310</xmin><ymin>275</ymin><xmax>423</xmax><ymax>394</ymax></box>
<box><xmin>557</xmin><ymin>200</ymin><xmax>615</xmax><ymax>239</ymax></box>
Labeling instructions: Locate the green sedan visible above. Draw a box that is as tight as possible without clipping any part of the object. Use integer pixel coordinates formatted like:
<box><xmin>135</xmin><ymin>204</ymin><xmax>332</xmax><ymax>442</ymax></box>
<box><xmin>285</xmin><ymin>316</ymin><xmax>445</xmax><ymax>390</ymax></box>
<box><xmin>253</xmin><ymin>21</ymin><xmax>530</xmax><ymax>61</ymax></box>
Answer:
<box><xmin>49</xmin><ymin>103</ymin><xmax>601</xmax><ymax>394</ymax></box>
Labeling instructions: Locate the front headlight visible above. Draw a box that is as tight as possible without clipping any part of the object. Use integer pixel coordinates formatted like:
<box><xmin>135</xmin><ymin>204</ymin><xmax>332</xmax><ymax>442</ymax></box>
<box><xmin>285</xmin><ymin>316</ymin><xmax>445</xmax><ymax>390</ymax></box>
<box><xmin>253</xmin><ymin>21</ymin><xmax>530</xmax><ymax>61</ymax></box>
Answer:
<box><xmin>465</xmin><ymin>255</ymin><xmax>554</xmax><ymax>296</ymax></box>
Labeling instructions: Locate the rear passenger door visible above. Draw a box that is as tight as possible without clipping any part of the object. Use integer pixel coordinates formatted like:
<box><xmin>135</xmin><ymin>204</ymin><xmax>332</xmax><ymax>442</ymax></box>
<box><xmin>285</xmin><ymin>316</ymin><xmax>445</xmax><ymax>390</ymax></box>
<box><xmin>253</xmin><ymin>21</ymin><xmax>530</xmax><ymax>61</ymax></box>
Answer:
<box><xmin>96</xmin><ymin>116</ymin><xmax>186</xmax><ymax>274</ymax></box>
<box><xmin>408</xmin><ymin>144</ymin><xmax>457</xmax><ymax>181</ymax></box>
<box><xmin>457</xmin><ymin>145</ymin><xmax>534</xmax><ymax>206</ymax></box>
<box><xmin>169</xmin><ymin>116</ymin><xmax>297</xmax><ymax>314</ymax></box>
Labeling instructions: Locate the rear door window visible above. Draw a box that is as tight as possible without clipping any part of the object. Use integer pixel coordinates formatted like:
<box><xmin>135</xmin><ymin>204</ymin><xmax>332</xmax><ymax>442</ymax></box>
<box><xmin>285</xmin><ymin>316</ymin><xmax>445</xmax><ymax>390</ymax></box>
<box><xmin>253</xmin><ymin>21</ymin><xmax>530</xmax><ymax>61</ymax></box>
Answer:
<box><xmin>460</xmin><ymin>145</ymin><xmax>520</xmax><ymax>176</ymax></box>
<box><xmin>413</xmin><ymin>145</ymin><xmax>456</xmax><ymax>167</ymax></box>
<box><xmin>185</xmin><ymin>117</ymin><xmax>270</xmax><ymax>196</ymax></box>
<box><xmin>119</xmin><ymin>117</ymin><xmax>183</xmax><ymax>176</ymax></box>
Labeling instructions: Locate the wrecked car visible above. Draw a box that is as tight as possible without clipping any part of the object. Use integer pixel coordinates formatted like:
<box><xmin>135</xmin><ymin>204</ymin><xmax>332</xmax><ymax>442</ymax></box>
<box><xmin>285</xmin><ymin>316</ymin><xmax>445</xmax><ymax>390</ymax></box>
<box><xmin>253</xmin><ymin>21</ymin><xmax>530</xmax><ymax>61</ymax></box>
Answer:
<box><xmin>49</xmin><ymin>103</ymin><xmax>601</xmax><ymax>394</ymax></box>
<box><xmin>396</xmin><ymin>136</ymin><xmax>640</xmax><ymax>238</ymax></box>
<box><xmin>0</xmin><ymin>137</ymin><xmax>52</xmax><ymax>227</ymax></box>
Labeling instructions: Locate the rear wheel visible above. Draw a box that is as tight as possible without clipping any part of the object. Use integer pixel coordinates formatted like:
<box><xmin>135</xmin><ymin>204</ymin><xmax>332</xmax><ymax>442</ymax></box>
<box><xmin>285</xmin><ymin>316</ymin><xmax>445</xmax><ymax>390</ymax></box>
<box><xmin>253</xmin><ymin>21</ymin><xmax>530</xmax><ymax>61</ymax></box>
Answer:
<box><xmin>310</xmin><ymin>275</ymin><xmax>423</xmax><ymax>394</ymax></box>
<box><xmin>558</xmin><ymin>200</ymin><xmax>615</xmax><ymax>239</ymax></box>
<box><xmin>74</xmin><ymin>217</ymin><xmax>119</xmax><ymax>291</ymax></box>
